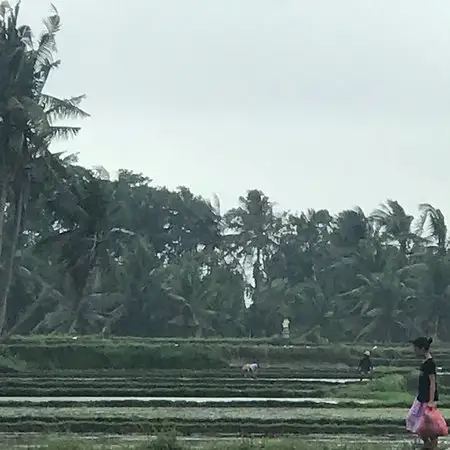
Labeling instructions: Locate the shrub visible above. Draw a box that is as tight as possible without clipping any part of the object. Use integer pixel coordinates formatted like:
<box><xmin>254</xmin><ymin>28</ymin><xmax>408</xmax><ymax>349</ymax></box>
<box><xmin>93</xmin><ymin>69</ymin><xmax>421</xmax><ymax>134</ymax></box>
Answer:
<box><xmin>138</xmin><ymin>432</ymin><xmax>185</xmax><ymax>450</ymax></box>
<box><xmin>6</xmin><ymin>343</ymin><xmax>228</xmax><ymax>370</ymax></box>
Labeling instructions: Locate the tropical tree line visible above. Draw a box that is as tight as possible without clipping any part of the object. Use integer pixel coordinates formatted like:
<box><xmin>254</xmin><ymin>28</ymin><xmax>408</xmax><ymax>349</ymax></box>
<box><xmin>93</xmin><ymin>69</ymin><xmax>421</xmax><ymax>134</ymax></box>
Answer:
<box><xmin>1</xmin><ymin>3</ymin><xmax>450</xmax><ymax>342</ymax></box>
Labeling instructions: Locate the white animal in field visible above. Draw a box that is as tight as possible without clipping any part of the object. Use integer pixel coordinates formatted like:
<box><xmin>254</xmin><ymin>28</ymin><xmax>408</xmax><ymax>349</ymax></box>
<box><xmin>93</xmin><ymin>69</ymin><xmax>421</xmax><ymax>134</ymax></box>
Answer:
<box><xmin>242</xmin><ymin>363</ymin><xmax>258</xmax><ymax>377</ymax></box>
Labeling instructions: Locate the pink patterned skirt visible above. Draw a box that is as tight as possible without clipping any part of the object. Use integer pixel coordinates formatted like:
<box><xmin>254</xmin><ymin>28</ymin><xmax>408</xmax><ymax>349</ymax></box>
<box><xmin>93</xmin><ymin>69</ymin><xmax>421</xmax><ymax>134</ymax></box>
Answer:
<box><xmin>406</xmin><ymin>399</ymin><xmax>425</xmax><ymax>434</ymax></box>
<box><xmin>406</xmin><ymin>399</ymin><xmax>449</xmax><ymax>437</ymax></box>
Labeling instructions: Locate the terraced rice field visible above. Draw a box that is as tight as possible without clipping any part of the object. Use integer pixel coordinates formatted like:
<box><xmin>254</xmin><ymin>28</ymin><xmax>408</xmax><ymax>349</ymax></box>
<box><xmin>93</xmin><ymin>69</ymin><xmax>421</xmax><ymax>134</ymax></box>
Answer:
<box><xmin>1</xmin><ymin>342</ymin><xmax>450</xmax><ymax>447</ymax></box>
<box><xmin>0</xmin><ymin>368</ymin><xmax>436</xmax><ymax>436</ymax></box>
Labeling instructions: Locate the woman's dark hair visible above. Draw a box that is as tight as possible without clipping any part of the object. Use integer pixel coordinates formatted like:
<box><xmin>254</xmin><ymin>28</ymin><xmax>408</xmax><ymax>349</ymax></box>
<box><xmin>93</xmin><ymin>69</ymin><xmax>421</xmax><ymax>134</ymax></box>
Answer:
<box><xmin>410</xmin><ymin>336</ymin><xmax>433</xmax><ymax>350</ymax></box>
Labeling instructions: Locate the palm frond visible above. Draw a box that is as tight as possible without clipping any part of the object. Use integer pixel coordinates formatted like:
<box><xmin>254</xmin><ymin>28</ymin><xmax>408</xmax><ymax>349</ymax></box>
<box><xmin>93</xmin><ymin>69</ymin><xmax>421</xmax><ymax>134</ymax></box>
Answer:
<box><xmin>47</xmin><ymin>125</ymin><xmax>81</xmax><ymax>140</ymax></box>
<box><xmin>42</xmin><ymin>6</ymin><xmax>60</xmax><ymax>35</ymax></box>
<box><xmin>41</xmin><ymin>94</ymin><xmax>89</xmax><ymax>122</ymax></box>
<box><xmin>415</xmin><ymin>206</ymin><xmax>428</xmax><ymax>236</ymax></box>
<box><xmin>34</xmin><ymin>8</ymin><xmax>60</xmax><ymax>67</ymax></box>
<box><xmin>17</xmin><ymin>24</ymin><xmax>32</xmax><ymax>47</ymax></box>
<box><xmin>0</xmin><ymin>2</ymin><xmax>11</xmax><ymax>19</ymax></box>
<box><xmin>33</xmin><ymin>59</ymin><xmax>61</xmax><ymax>95</ymax></box>
<box><xmin>416</xmin><ymin>203</ymin><xmax>447</xmax><ymax>252</ymax></box>
<box><xmin>356</xmin><ymin>319</ymin><xmax>379</xmax><ymax>341</ymax></box>
<box><xmin>35</xmin><ymin>31</ymin><xmax>56</xmax><ymax>65</ymax></box>
<box><xmin>85</xmin><ymin>293</ymin><xmax>124</xmax><ymax>310</ymax></box>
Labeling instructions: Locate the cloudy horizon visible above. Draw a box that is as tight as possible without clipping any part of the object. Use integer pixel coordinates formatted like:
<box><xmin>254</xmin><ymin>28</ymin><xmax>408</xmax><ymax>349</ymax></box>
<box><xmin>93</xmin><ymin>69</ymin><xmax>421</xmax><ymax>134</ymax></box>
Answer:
<box><xmin>20</xmin><ymin>0</ymin><xmax>450</xmax><ymax>219</ymax></box>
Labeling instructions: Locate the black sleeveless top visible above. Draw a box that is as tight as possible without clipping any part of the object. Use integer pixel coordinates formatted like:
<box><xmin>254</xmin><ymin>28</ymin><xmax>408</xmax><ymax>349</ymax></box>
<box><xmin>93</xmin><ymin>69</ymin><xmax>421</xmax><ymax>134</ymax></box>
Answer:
<box><xmin>417</xmin><ymin>358</ymin><xmax>438</xmax><ymax>403</ymax></box>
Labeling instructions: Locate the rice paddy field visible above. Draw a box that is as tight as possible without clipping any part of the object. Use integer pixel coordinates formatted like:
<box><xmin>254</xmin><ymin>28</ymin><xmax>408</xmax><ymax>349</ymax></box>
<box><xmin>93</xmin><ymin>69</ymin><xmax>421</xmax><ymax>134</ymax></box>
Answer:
<box><xmin>0</xmin><ymin>337</ymin><xmax>449</xmax><ymax>449</ymax></box>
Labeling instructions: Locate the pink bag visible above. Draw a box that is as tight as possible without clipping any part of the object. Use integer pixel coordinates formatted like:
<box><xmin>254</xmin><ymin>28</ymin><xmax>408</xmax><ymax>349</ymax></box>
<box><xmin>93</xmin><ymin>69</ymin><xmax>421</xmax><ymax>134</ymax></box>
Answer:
<box><xmin>417</xmin><ymin>406</ymin><xmax>448</xmax><ymax>438</ymax></box>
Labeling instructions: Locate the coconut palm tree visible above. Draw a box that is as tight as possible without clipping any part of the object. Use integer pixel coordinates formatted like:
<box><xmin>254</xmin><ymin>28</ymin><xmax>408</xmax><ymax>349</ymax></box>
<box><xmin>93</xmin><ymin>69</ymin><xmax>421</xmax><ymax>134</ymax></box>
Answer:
<box><xmin>224</xmin><ymin>190</ymin><xmax>280</xmax><ymax>302</ymax></box>
<box><xmin>35</xmin><ymin>168</ymin><xmax>135</xmax><ymax>334</ymax></box>
<box><xmin>371</xmin><ymin>200</ymin><xmax>415</xmax><ymax>255</ymax></box>
<box><xmin>0</xmin><ymin>2</ymin><xmax>88</xmax><ymax>334</ymax></box>
<box><xmin>340</xmin><ymin>260</ymin><xmax>420</xmax><ymax>341</ymax></box>
<box><xmin>415</xmin><ymin>203</ymin><xmax>447</xmax><ymax>255</ymax></box>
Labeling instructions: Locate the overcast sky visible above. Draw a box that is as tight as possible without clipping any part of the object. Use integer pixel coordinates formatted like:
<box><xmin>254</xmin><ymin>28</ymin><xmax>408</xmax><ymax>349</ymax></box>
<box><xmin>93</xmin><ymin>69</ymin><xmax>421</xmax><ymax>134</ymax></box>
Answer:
<box><xmin>20</xmin><ymin>0</ymin><xmax>450</xmax><ymax>219</ymax></box>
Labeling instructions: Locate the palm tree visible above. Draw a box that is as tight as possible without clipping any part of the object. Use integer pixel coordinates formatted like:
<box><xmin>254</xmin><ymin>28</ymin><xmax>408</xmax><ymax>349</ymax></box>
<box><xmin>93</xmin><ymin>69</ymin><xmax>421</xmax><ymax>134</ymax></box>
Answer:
<box><xmin>0</xmin><ymin>2</ymin><xmax>88</xmax><ymax>334</ymax></box>
<box><xmin>371</xmin><ymin>200</ymin><xmax>415</xmax><ymax>255</ymax></box>
<box><xmin>292</xmin><ymin>280</ymin><xmax>336</xmax><ymax>343</ymax></box>
<box><xmin>20</xmin><ymin>164</ymin><xmax>127</xmax><ymax>334</ymax></box>
<box><xmin>333</xmin><ymin>207</ymin><xmax>368</xmax><ymax>249</ymax></box>
<box><xmin>340</xmin><ymin>262</ymin><xmax>419</xmax><ymax>341</ymax></box>
<box><xmin>224</xmin><ymin>190</ymin><xmax>280</xmax><ymax>302</ymax></box>
<box><xmin>415</xmin><ymin>203</ymin><xmax>447</xmax><ymax>255</ymax></box>
<box><xmin>160</xmin><ymin>250</ymin><xmax>246</xmax><ymax>337</ymax></box>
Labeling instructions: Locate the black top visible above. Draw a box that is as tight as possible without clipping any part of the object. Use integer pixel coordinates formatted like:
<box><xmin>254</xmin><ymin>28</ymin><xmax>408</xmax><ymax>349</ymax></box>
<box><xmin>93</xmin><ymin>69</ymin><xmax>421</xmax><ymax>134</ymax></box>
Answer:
<box><xmin>417</xmin><ymin>358</ymin><xmax>439</xmax><ymax>403</ymax></box>
<box><xmin>359</xmin><ymin>355</ymin><xmax>373</xmax><ymax>372</ymax></box>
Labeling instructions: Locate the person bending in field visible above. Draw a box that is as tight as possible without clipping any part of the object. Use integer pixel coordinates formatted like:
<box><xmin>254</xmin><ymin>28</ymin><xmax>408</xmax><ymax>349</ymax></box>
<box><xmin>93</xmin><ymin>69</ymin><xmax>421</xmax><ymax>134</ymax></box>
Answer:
<box><xmin>242</xmin><ymin>362</ymin><xmax>258</xmax><ymax>378</ymax></box>
<box><xmin>358</xmin><ymin>351</ymin><xmax>374</xmax><ymax>381</ymax></box>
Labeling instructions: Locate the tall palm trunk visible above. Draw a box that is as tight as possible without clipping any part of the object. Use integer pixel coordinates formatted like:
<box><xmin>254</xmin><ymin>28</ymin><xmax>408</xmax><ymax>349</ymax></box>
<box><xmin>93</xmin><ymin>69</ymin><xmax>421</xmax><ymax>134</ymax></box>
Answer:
<box><xmin>0</xmin><ymin>176</ymin><xmax>28</xmax><ymax>335</ymax></box>
<box><xmin>195</xmin><ymin>325</ymin><xmax>203</xmax><ymax>338</ymax></box>
<box><xmin>433</xmin><ymin>316</ymin><xmax>440</xmax><ymax>341</ymax></box>
<box><xmin>252</xmin><ymin>247</ymin><xmax>262</xmax><ymax>302</ymax></box>
<box><xmin>0</xmin><ymin>178</ymin><xmax>9</xmax><ymax>260</ymax></box>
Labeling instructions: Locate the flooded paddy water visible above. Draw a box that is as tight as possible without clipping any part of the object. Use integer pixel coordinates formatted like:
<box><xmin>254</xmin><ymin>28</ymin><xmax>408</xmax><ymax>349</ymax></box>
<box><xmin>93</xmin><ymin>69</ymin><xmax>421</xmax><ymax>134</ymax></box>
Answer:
<box><xmin>0</xmin><ymin>396</ymin><xmax>372</xmax><ymax>404</ymax></box>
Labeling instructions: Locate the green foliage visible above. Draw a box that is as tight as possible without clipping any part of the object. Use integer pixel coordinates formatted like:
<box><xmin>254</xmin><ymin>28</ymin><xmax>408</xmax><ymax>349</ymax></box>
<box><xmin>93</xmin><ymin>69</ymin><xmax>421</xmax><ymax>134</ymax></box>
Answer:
<box><xmin>0</xmin><ymin>352</ymin><xmax>27</xmax><ymax>372</ymax></box>
<box><xmin>332</xmin><ymin>374</ymin><xmax>413</xmax><ymax>404</ymax></box>
<box><xmin>0</xmin><ymin>339</ymin><xmax>424</xmax><ymax>369</ymax></box>
<box><xmin>141</xmin><ymin>432</ymin><xmax>184</xmax><ymax>450</ymax></box>
<box><xmin>45</xmin><ymin>442</ymin><xmax>87</xmax><ymax>450</ymax></box>
<box><xmin>6</xmin><ymin>342</ymin><xmax>228</xmax><ymax>370</ymax></box>
<box><xmin>338</xmin><ymin>374</ymin><xmax>407</xmax><ymax>395</ymax></box>
<box><xmin>0</xmin><ymin>437</ymin><xmax>416</xmax><ymax>450</ymax></box>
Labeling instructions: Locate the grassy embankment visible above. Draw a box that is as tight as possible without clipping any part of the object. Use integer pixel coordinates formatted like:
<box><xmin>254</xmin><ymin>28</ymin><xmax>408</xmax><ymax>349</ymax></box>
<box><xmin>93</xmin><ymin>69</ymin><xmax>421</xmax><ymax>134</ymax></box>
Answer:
<box><xmin>0</xmin><ymin>335</ymin><xmax>437</xmax><ymax>370</ymax></box>
<box><xmin>0</xmin><ymin>434</ymin><xmax>425</xmax><ymax>450</ymax></box>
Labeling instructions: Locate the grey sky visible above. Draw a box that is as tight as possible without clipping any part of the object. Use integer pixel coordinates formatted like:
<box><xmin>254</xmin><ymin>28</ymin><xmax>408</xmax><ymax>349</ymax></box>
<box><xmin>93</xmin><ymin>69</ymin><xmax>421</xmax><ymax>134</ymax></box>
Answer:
<box><xmin>21</xmin><ymin>0</ymin><xmax>450</xmax><ymax>219</ymax></box>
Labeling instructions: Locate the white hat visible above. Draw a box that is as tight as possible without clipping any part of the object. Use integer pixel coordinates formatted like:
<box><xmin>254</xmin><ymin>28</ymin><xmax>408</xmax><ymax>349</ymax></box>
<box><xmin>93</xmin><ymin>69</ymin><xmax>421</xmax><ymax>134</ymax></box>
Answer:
<box><xmin>364</xmin><ymin>350</ymin><xmax>370</xmax><ymax>356</ymax></box>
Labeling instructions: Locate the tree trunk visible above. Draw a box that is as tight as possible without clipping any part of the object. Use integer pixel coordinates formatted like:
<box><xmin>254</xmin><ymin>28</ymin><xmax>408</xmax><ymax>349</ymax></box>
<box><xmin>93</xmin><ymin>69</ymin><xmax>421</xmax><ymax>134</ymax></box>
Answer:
<box><xmin>0</xmin><ymin>179</ymin><xmax>26</xmax><ymax>335</ymax></box>
<box><xmin>0</xmin><ymin>178</ymin><xmax>8</xmax><ymax>261</ymax></box>
<box><xmin>195</xmin><ymin>326</ymin><xmax>203</xmax><ymax>338</ymax></box>
<box><xmin>252</xmin><ymin>247</ymin><xmax>262</xmax><ymax>302</ymax></box>
<box><xmin>433</xmin><ymin>316</ymin><xmax>439</xmax><ymax>341</ymax></box>
<box><xmin>69</xmin><ymin>318</ymin><xmax>78</xmax><ymax>335</ymax></box>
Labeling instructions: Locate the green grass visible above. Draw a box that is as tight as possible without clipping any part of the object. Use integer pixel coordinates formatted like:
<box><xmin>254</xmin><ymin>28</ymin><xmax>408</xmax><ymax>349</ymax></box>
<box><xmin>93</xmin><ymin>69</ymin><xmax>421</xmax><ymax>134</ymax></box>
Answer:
<box><xmin>2</xmin><ymin>337</ymin><xmax>449</xmax><ymax>369</ymax></box>
<box><xmin>0</xmin><ymin>386</ymin><xmax>331</xmax><ymax>397</ymax></box>
<box><xmin>0</xmin><ymin>419</ymin><xmax>411</xmax><ymax>435</ymax></box>
<box><xmin>0</xmin><ymin>367</ymin><xmax>433</xmax><ymax>399</ymax></box>
<box><xmin>332</xmin><ymin>374</ymin><xmax>414</xmax><ymax>403</ymax></box>
<box><xmin>0</xmin><ymin>404</ymin><xmax>432</xmax><ymax>435</ymax></box>
<box><xmin>0</xmin><ymin>365</ymin><xmax>412</xmax><ymax>378</ymax></box>
<box><xmin>0</xmin><ymin>435</ymin><xmax>422</xmax><ymax>450</ymax></box>
<box><xmin>0</xmin><ymin>405</ymin><xmax>442</xmax><ymax>420</ymax></box>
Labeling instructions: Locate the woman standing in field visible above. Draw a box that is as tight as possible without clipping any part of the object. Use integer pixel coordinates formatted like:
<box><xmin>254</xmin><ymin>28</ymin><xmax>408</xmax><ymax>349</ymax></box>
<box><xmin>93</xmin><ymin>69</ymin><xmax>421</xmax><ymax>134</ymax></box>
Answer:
<box><xmin>406</xmin><ymin>337</ymin><xmax>446</xmax><ymax>449</ymax></box>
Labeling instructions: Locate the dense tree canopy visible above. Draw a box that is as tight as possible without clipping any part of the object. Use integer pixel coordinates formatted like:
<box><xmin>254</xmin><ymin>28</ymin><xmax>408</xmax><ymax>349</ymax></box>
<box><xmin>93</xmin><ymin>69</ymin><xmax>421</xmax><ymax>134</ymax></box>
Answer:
<box><xmin>1</xmin><ymin>3</ymin><xmax>449</xmax><ymax>342</ymax></box>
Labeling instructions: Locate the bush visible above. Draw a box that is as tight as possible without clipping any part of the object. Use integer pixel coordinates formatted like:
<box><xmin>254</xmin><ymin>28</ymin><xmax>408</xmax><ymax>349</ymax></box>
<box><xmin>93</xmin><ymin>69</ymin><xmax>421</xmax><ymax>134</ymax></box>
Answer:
<box><xmin>0</xmin><ymin>337</ymin><xmax>437</xmax><ymax>370</ymax></box>
<box><xmin>45</xmin><ymin>441</ymin><xmax>87</xmax><ymax>450</ymax></box>
<box><xmin>334</xmin><ymin>374</ymin><xmax>412</xmax><ymax>403</ymax></box>
<box><xmin>138</xmin><ymin>432</ymin><xmax>184</xmax><ymax>450</ymax></box>
<box><xmin>0</xmin><ymin>353</ymin><xmax>27</xmax><ymax>372</ymax></box>
<box><xmin>366</xmin><ymin>374</ymin><xmax>407</xmax><ymax>392</ymax></box>
<box><xmin>6</xmin><ymin>343</ymin><xmax>228</xmax><ymax>370</ymax></box>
